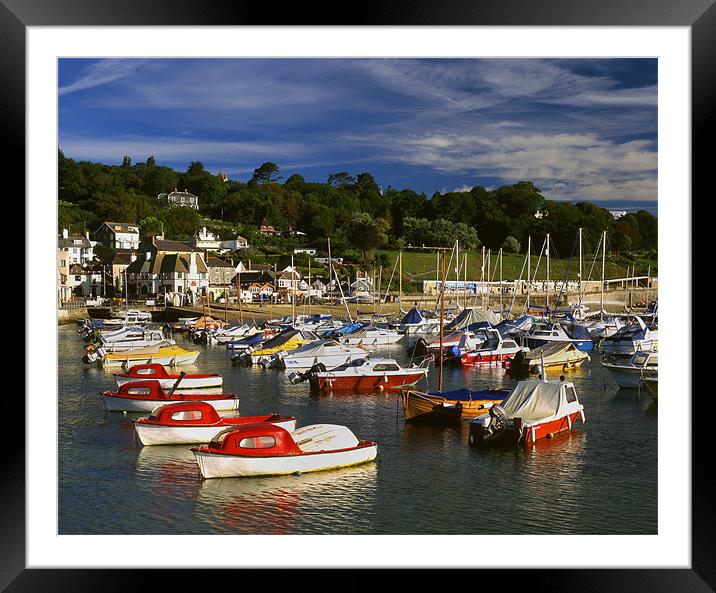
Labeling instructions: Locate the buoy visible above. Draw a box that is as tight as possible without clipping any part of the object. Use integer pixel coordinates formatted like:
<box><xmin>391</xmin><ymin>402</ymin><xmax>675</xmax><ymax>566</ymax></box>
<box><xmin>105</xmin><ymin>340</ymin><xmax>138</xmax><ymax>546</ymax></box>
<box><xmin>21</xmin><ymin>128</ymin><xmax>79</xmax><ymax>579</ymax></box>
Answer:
<box><xmin>547</xmin><ymin>432</ymin><xmax>554</xmax><ymax>439</ymax></box>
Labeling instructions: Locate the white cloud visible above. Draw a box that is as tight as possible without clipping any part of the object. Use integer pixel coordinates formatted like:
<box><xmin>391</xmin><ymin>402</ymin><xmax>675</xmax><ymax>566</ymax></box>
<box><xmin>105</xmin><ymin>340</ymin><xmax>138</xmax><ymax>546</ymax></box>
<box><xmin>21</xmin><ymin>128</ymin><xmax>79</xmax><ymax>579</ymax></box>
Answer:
<box><xmin>59</xmin><ymin>59</ymin><xmax>147</xmax><ymax>96</ymax></box>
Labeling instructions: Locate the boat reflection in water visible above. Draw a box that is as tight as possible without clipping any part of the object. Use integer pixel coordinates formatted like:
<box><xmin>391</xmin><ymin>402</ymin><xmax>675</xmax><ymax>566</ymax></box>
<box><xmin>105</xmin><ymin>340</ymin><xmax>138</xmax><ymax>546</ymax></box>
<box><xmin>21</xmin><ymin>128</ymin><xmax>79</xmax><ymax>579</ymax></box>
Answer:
<box><xmin>194</xmin><ymin>463</ymin><xmax>378</xmax><ymax>534</ymax></box>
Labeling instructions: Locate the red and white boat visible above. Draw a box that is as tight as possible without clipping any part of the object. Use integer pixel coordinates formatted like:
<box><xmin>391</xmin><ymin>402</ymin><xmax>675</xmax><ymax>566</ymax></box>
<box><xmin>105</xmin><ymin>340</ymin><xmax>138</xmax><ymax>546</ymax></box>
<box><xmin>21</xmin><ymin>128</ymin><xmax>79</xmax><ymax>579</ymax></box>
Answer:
<box><xmin>133</xmin><ymin>401</ymin><xmax>295</xmax><ymax>446</ymax></box>
<box><xmin>468</xmin><ymin>379</ymin><xmax>585</xmax><ymax>448</ymax></box>
<box><xmin>302</xmin><ymin>357</ymin><xmax>429</xmax><ymax>392</ymax></box>
<box><xmin>113</xmin><ymin>363</ymin><xmax>223</xmax><ymax>390</ymax></box>
<box><xmin>191</xmin><ymin>423</ymin><xmax>378</xmax><ymax>478</ymax></box>
<box><xmin>460</xmin><ymin>330</ymin><xmax>527</xmax><ymax>366</ymax></box>
<box><xmin>101</xmin><ymin>380</ymin><xmax>240</xmax><ymax>413</ymax></box>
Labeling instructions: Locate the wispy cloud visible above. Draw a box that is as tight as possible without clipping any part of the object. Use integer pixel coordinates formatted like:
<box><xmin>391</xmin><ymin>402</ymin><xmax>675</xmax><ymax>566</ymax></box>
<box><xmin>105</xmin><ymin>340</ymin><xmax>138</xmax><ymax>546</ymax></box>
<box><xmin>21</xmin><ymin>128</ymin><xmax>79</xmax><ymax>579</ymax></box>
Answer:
<box><xmin>59</xmin><ymin>59</ymin><xmax>147</xmax><ymax>96</ymax></box>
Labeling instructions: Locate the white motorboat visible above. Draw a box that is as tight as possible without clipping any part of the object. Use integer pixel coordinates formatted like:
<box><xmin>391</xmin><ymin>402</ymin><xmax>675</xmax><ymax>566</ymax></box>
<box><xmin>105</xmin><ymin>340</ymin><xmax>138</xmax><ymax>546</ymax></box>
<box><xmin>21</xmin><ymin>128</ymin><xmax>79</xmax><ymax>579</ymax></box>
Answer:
<box><xmin>114</xmin><ymin>363</ymin><xmax>223</xmax><ymax>389</ymax></box>
<box><xmin>101</xmin><ymin>380</ymin><xmax>239</xmax><ymax>413</ymax></box>
<box><xmin>133</xmin><ymin>401</ymin><xmax>295</xmax><ymax>446</ymax></box>
<box><xmin>341</xmin><ymin>325</ymin><xmax>404</xmax><ymax>345</ymax></box>
<box><xmin>602</xmin><ymin>350</ymin><xmax>659</xmax><ymax>389</ymax></box>
<box><xmin>191</xmin><ymin>423</ymin><xmax>378</xmax><ymax>478</ymax></box>
<box><xmin>598</xmin><ymin>317</ymin><xmax>658</xmax><ymax>357</ymax></box>
<box><xmin>269</xmin><ymin>339</ymin><xmax>371</xmax><ymax>370</ymax></box>
<box><xmin>90</xmin><ymin>326</ymin><xmax>175</xmax><ymax>352</ymax></box>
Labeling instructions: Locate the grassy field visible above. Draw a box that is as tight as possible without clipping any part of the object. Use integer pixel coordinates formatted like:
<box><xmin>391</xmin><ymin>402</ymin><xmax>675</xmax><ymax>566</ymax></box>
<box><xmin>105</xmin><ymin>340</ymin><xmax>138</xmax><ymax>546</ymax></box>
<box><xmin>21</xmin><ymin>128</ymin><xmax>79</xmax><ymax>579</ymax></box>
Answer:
<box><xmin>374</xmin><ymin>249</ymin><xmax>657</xmax><ymax>293</ymax></box>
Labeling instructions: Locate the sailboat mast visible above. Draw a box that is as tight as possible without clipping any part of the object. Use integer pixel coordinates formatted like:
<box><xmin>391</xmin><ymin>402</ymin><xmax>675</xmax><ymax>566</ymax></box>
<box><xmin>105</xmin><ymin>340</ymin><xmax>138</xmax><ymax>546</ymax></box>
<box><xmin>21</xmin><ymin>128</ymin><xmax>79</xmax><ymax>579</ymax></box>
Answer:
<box><xmin>487</xmin><ymin>249</ymin><xmax>491</xmax><ymax>309</ymax></box>
<box><xmin>399</xmin><ymin>250</ymin><xmax>403</xmax><ymax>311</ymax></box>
<box><xmin>308</xmin><ymin>256</ymin><xmax>312</xmax><ymax>316</ymax></box>
<box><xmin>481</xmin><ymin>246</ymin><xmax>486</xmax><ymax>309</ymax></box>
<box><xmin>439</xmin><ymin>251</ymin><xmax>446</xmax><ymax>392</ymax></box>
<box><xmin>499</xmin><ymin>248</ymin><xmax>503</xmax><ymax>315</ymax></box>
<box><xmin>578</xmin><ymin>228</ymin><xmax>583</xmax><ymax>311</ymax></box>
<box><xmin>601</xmin><ymin>230</ymin><xmax>606</xmax><ymax>319</ymax></box>
<box><xmin>546</xmin><ymin>234</ymin><xmax>550</xmax><ymax>312</ymax></box>
<box><xmin>291</xmin><ymin>253</ymin><xmax>296</xmax><ymax>323</ymax></box>
<box><xmin>527</xmin><ymin>236</ymin><xmax>531</xmax><ymax>313</ymax></box>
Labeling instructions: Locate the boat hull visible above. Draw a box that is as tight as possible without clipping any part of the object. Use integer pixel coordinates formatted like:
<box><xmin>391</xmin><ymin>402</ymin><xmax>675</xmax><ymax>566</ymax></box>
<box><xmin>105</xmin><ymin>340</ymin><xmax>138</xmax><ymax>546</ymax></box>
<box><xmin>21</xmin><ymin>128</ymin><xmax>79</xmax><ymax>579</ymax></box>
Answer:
<box><xmin>115</xmin><ymin>375</ymin><xmax>222</xmax><ymax>389</ymax></box>
<box><xmin>315</xmin><ymin>371</ymin><xmax>427</xmax><ymax>392</ymax></box>
<box><xmin>103</xmin><ymin>395</ymin><xmax>239</xmax><ymax>413</ymax></box>
<box><xmin>192</xmin><ymin>444</ymin><xmax>378</xmax><ymax>478</ymax></box>
<box><xmin>469</xmin><ymin>410</ymin><xmax>584</xmax><ymax>448</ymax></box>
<box><xmin>460</xmin><ymin>351</ymin><xmax>518</xmax><ymax>366</ymax></box>
<box><xmin>101</xmin><ymin>351</ymin><xmax>200</xmax><ymax>368</ymax></box>
<box><xmin>281</xmin><ymin>353</ymin><xmax>367</xmax><ymax>370</ymax></box>
<box><xmin>401</xmin><ymin>391</ymin><xmax>503</xmax><ymax>424</ymax></box>
<box><xmin>525</xmin><ymin>337</ymin><xmax>593</xmax><ymax>352</ymax></box>
<box><xmin>135</xmin><ymin>418</ymin><xmax>296</xmax><ymax>446</ymax></box>
<box><xmin>602</xmin><ymin>366</ymin><xmax>647</xmax><ymax>389</ymax></box>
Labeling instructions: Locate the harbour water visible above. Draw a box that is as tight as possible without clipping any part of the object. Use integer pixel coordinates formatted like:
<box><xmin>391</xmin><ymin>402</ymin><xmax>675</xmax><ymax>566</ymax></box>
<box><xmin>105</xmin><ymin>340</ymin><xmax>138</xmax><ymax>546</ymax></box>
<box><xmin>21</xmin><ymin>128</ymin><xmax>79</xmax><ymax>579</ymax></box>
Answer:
<box><xmin>58</xmin><ymin>325</ymin><xmax>657</xmax><ymax>535</ymax></box>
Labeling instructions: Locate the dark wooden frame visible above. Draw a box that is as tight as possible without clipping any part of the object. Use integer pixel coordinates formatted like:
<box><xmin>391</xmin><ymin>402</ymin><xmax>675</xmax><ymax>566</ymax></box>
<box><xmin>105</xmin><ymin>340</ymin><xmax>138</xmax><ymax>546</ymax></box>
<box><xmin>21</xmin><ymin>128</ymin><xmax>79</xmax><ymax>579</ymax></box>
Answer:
<box><xmin>5</xmin><ymin>1</ymin><xmax>707</xmax><ymax>590</ymax></box>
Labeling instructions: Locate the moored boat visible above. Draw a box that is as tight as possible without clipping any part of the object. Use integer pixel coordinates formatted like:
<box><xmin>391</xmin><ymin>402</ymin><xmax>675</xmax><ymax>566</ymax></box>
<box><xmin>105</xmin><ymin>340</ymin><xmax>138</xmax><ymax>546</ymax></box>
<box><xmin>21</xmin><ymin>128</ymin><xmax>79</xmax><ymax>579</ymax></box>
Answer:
<box><xmin>460</xmin><ymin>329</ymin><xmax>527</xmax><ymax>366</ymax></box>
<box><xmin>84</xmin><ymin>344</ymin><xmax>200</xmax><ymax>367</ymax></box>
<box><xmin>340</xmin><ymin>325</ymin><xmax>404</xmax><ymax>345</ymax></box>
<box><xmin>272</xmin><ymin>339</ymin><xmax>370</xmax><ymax>370</ymax></box>
<box><xmin>401</xmin><ymin>386</ymin><xmax>510</xmax><ymax>424</ymax></box>
<box><xmin>468</xmin><ymin>378</ymin><xmax>585</xmax><ymax>447</ymax></box>
<box><xmin>114</xmin><ymin>363</ymin><xmax>223</xmax><ymax>389</ymax></box>
<box><xmin>602</xmin><ymin>350</ymin><xmax>658</xmax><ymax>389</ymax></box>
<box><xmin>510</xmin><ymin>342</ymin><xmax>589</xmax><ymax>375</ymax></box>
<box><xmin>133</xmin><ymin>401</ymin><xmax>295</xmax><ymax>445</ymax></box>
<box><xmin>299</xmin><ymin>357</ymin><xmax>429</xmax><ymax>392</ymax></box>
<box><xmin>191</xmin><ymin>423</ymin><xmax>378</xmax><ymax>478</ymax></box>
<box><xmin>101</xmin><ymin>380</ymin><xmax>239</xmax><ymax>413</ymax></box>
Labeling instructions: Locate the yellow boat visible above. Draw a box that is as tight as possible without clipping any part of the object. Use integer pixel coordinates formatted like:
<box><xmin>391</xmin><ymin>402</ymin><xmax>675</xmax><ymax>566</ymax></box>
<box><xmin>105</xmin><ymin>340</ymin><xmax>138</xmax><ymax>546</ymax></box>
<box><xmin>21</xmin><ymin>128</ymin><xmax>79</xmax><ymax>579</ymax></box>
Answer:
<box><xmin>401</xmin><ymin>387</ymin><xmax>510</xmax><ymax>425</ymax></box>
<box><xmin>85</xmin><ymin>344</ymin><xmax>201</xmax><ymax>368</ymax></box>
<box><xmin>249</xmin><ymin>330</ymin><xmax>318</xmax><ymax>365</ymax></box>
<box><xmin>510</xmin><ymin>342</ymin><xmax>589</xmax><ymax>375</ymax></box>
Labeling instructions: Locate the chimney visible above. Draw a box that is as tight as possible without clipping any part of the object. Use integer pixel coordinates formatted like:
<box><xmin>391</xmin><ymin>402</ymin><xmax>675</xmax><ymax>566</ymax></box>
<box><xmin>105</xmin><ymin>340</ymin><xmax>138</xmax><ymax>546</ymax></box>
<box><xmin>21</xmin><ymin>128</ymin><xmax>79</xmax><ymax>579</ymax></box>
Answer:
<box><xmin>85</xmin><ymin>230</ymin><xmax>90</xmax><ymax>240</ymax></box>
<box><xmin>130</xmin><ymin>252</ymin><xmax>137</xmax><ymax>262</ymax></box>
<box><xmin>190</xmin><ymin>252</ymin><xmax>197</xmax><ymax>274</ymax></box>
<box><xmin>62</xmin><ymin>228</ymin><xmax>69</xmax><ymax>239</ymax></box>
<box><xmin>145</xmin><ymin>251</ymin><xmax>151</xmax><ymax>261</ymax></box>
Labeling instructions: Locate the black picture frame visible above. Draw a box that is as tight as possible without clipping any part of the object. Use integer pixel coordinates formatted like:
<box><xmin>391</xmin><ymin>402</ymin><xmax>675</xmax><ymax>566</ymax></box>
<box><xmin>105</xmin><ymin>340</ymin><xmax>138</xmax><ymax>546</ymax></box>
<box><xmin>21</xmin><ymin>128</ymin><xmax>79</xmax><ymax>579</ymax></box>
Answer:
<box><xmin>6</xmin><ymin>1</ymin><xmax>706</xmax><ymax>591</ymax></box>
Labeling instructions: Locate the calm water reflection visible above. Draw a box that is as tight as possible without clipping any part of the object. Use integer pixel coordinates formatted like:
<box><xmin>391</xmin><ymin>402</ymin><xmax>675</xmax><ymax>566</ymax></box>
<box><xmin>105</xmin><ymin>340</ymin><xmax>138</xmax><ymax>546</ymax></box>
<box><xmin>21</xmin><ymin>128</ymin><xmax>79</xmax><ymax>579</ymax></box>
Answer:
<box><xmin>58</xmin><ymin>325</ymin><xmax>657</xmax><ymax>534</ymax></box>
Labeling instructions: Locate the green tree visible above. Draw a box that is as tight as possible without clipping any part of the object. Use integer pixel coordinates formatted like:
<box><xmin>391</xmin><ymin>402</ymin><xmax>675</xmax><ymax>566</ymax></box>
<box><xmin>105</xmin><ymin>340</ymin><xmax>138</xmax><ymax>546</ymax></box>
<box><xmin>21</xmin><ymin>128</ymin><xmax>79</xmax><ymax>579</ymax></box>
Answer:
<box><xmin>340</xmin><ymin>212</ymin><xmax>388</xmax><ymax>260</ymax></box>
<box><xmin>250</xmin><ymin>162</ymin><xmax>281</xmax><ymax>185</ymax></box>
<box><xmin>501</xmin><ymin>236</ymin><xmax>521</xmax><ymax>253</ymax></box>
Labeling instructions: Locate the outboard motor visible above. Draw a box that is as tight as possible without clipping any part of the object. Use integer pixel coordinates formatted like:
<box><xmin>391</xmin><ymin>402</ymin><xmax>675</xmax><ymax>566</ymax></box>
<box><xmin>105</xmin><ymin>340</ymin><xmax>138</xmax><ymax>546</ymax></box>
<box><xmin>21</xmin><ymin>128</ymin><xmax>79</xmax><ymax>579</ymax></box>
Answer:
<box><xmin>288</xmin><ymin>362</ymin><xmax>327</xmax><ymax>385</ymax></box>
<box><xmin>468</xmin><ymin>403</ymin><xmax>509</xmax><ymax>447</ymax></box>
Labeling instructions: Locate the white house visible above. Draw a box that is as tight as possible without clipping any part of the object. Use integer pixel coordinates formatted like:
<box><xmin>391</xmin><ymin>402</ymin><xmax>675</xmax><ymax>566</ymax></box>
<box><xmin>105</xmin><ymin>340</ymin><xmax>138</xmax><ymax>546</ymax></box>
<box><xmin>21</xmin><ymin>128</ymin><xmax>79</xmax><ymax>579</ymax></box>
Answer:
<box><xmin>58</xmin><ymin>229</ymin><xmax>96</xmax><ymax>265</ymax></box>
<box><xmin>192</xmin><ymin>227</ymin><xmax>222</xmax><ymax>250</ymax></box>
<box><xmin>314</xmin><ymin>257</ymin><xmax>343</xmax><ymax>265</ymax></box>
<box><xmin>294</xmin><ymin>248</ymin><xmax>316</xmax><ymax>256</ymax></box>
<box><xmin>221</xmin><ymin>234</ymin><xmax>249</xmax><ymax>251</ymax></box>
<box><xmin>158</xmin><ymin>190</ymin><xmax>199</xmax><ymax>210</ymax></box>
<box><xmin>94</xmin><ymin>222</ymin><xmax>140</xmax><ymax>251</ymax></box>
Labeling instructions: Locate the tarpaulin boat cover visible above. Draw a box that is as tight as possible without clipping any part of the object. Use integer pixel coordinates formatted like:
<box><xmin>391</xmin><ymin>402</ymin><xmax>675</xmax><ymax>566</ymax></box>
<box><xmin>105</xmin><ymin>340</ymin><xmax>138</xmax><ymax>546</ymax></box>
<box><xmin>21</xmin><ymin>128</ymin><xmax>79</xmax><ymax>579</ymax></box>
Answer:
<box><xmin>495</xmin><ymin>315</ymin><xmax>534</xmax><ymax>337</ymax></box>
<box><xmin>445</xmin><ymin>307</ymin><xmax>499</xmax><ymax>330</ymax></box>
<box><xmin>230</xmin><ymin>333</ymin><xmax>264</xmax><ymax>346</ymax></box>
<box><xmin>500</xmin><ymin>381</ymin><xmax>566</xmax><ymax>421</ymax></box>
<box><xmin>402</xmin><ymin>308</ymin><xmax>424</xmax><ymax>324</ymax></box>
<box><xmin>325</xmin><ymin>322</ymin><xmax>364</xmax><ymax>337</ymax></box>
<box><xmin>564</xmin><ymin>323</ymin><xmax>592</xmax><ymax>340</ymax></box>
<box><xmin>283</xmin><ymin>339</ymin><xmax>344</xmax><ymax>356</ymax></box>
<box><xmin>428</xmin><ymin>388</ymin><xmax>508</xmax><ymax>401</ymax></box>
<box><xmin>523</xmin><ymin>342</ymin><xmax>586</xmax><ymax>364</ymax></box>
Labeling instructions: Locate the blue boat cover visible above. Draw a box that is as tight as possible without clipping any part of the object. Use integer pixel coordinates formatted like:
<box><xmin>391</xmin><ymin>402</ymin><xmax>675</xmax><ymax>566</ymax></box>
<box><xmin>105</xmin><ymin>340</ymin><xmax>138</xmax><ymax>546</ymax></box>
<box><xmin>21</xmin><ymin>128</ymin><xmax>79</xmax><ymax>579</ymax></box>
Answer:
<box><xmin>228</xmin><ymin>333</ymin><xmax>264</xmax><ymax>347</ymax></box>
<box><xmin>428</xmin><ymin>388</ymin><xmax>509</xmax><ymax>401</ymax></box>
<box><xmin>402</xmin><ymin>308</ymin><xmax>424</xmax><ymax>324</ymax></box>
<box><xmin>564</xmin><ymin>324</ymin><xmax>592</xmax><ymax>340</ymax></box>
<box><xmin>466</xmin><ymin>320</ymin><xmax>492</xmax><ymax>332</ymax></box>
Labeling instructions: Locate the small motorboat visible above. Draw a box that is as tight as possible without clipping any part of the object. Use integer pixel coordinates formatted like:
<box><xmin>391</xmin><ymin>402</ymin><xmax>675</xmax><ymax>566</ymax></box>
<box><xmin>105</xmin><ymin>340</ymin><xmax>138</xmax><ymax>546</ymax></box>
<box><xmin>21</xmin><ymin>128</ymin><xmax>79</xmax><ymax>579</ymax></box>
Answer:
<box><xmin>270</xmin><ymin>339</ymin><xmax>370</xmax><ymax>370</ymax></box>
<box><xmin>340</xmin><ymin>326</ymin><xmax>404</xmax><ymax>345</ymax></box>
<box><xmin>460</xmin><ymin>329</ymin><xmax>528</xmax><ymax>366</ymax></box>
<box><xmin>294</xmin><ymin>357</ymin><xmax>429</xmax><ymax>392</ymax></box>
<box><xmin>598</xmin><ymin>317</ymin><xmax>658</xmax><ymax>357</ymax></box>
<box><xmin>601</xmin><ymin>350</ymin><xmax>658</xmax><ymax>389</ymax></box>
<box><xmin>399</xmin><ymin>307</ymin><xmax>442</xmax><ymax>335</ymax></box>
<box><xmin>84</xmin><ymin>344</ymin><xmax>200</xmax><ymax>367</ymax></box>
<box><xmin>233</xmin><ymin>329</ymin><xmax>319</xmax><ymax>365</ymax></box>
<box><xmin>468</xmin><ymin>378</ymin><xmax>585</xmax><ymax>447</ymax></box>
<box><xmin>191</xmin><ymin>423</ymin><xmax>378</xmax><ymax>478</ymax></box>
<box><xmin>521</xmin><ymin>322</ymin><xmax>594</xmax><ymax>352</ymax></box>
<box><xmin>133</xmin><ymin>401</ymin><xmax>295</xmax><ymax>445</ymax></box>
<box><xmin>101</xmin><ymin>379</ymin><xmax>239</xmax><ymax>413</ymax></box>
<box><xmin>510</xmin><ymin>342</ymin><xmax>589</xmax><ymax>375</ymax></box>
<box><xmin>401</xmin><ymin>386</ymin><xmax>510</xmax><ymax>425</ymax></box>
<box><xmin>114</xmin><ymin>363</ymin><xmax>223</xmax><ymax>389</ymax></box>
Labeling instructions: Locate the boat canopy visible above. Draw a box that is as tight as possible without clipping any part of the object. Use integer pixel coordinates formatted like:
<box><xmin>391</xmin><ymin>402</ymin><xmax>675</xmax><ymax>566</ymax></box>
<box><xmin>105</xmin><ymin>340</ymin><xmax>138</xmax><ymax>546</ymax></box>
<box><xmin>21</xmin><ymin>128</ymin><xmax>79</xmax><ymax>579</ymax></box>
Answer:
<box><xmin>445</xmin><ymin>307</ymin><xmax>499</xmax><ymax>331</ymax></box>
<box><xmin>495</xmin><ymin>315</ymin><xmax>534</xmax><ymax>337</ymax></box>
<box><xmin>500</xmin><ymin>380</ymin><xmax>572</xmax><ymax>421</ymax></box>
<box><xmin>284</xmin><ymin>339</ymin><xmax>343</xmax><ymax>356</ymax></box>
<box><xmin>523</xmin><ymin>341</ymin><xmax>580</xmax><ymax>361</ymax></box>
<box><xmin>402</xmin><ymin>308</ymin><xmax>424</xmax><ymax>324</ymax></box>
<box><xmin>428</xmin><ymin>387</ymin><xmax>508</xmax><ymax>401</ymax></box>
<box><xmin>563</xmin><ymin>323</ymin><xmax>592</xmax><ymax>340</ymax></box>
<box><xmin>325</xmin><ymin>322</ymin><xmax>364</xmax><ymax>337</ymax></box>
<box><xmin>229</xmin><ymin>333</ymin><xmax>264</xmax><ymax>347</ymax></box>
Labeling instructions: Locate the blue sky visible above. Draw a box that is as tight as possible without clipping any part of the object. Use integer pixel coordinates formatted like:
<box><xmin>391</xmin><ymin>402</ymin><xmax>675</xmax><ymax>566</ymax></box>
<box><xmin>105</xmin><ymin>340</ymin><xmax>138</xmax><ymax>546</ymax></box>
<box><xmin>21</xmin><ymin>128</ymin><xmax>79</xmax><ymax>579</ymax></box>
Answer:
<box><xmin>58</xmin><ymin>58</ymin><xmax>657</xmax><ymax>210</ymax></box>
